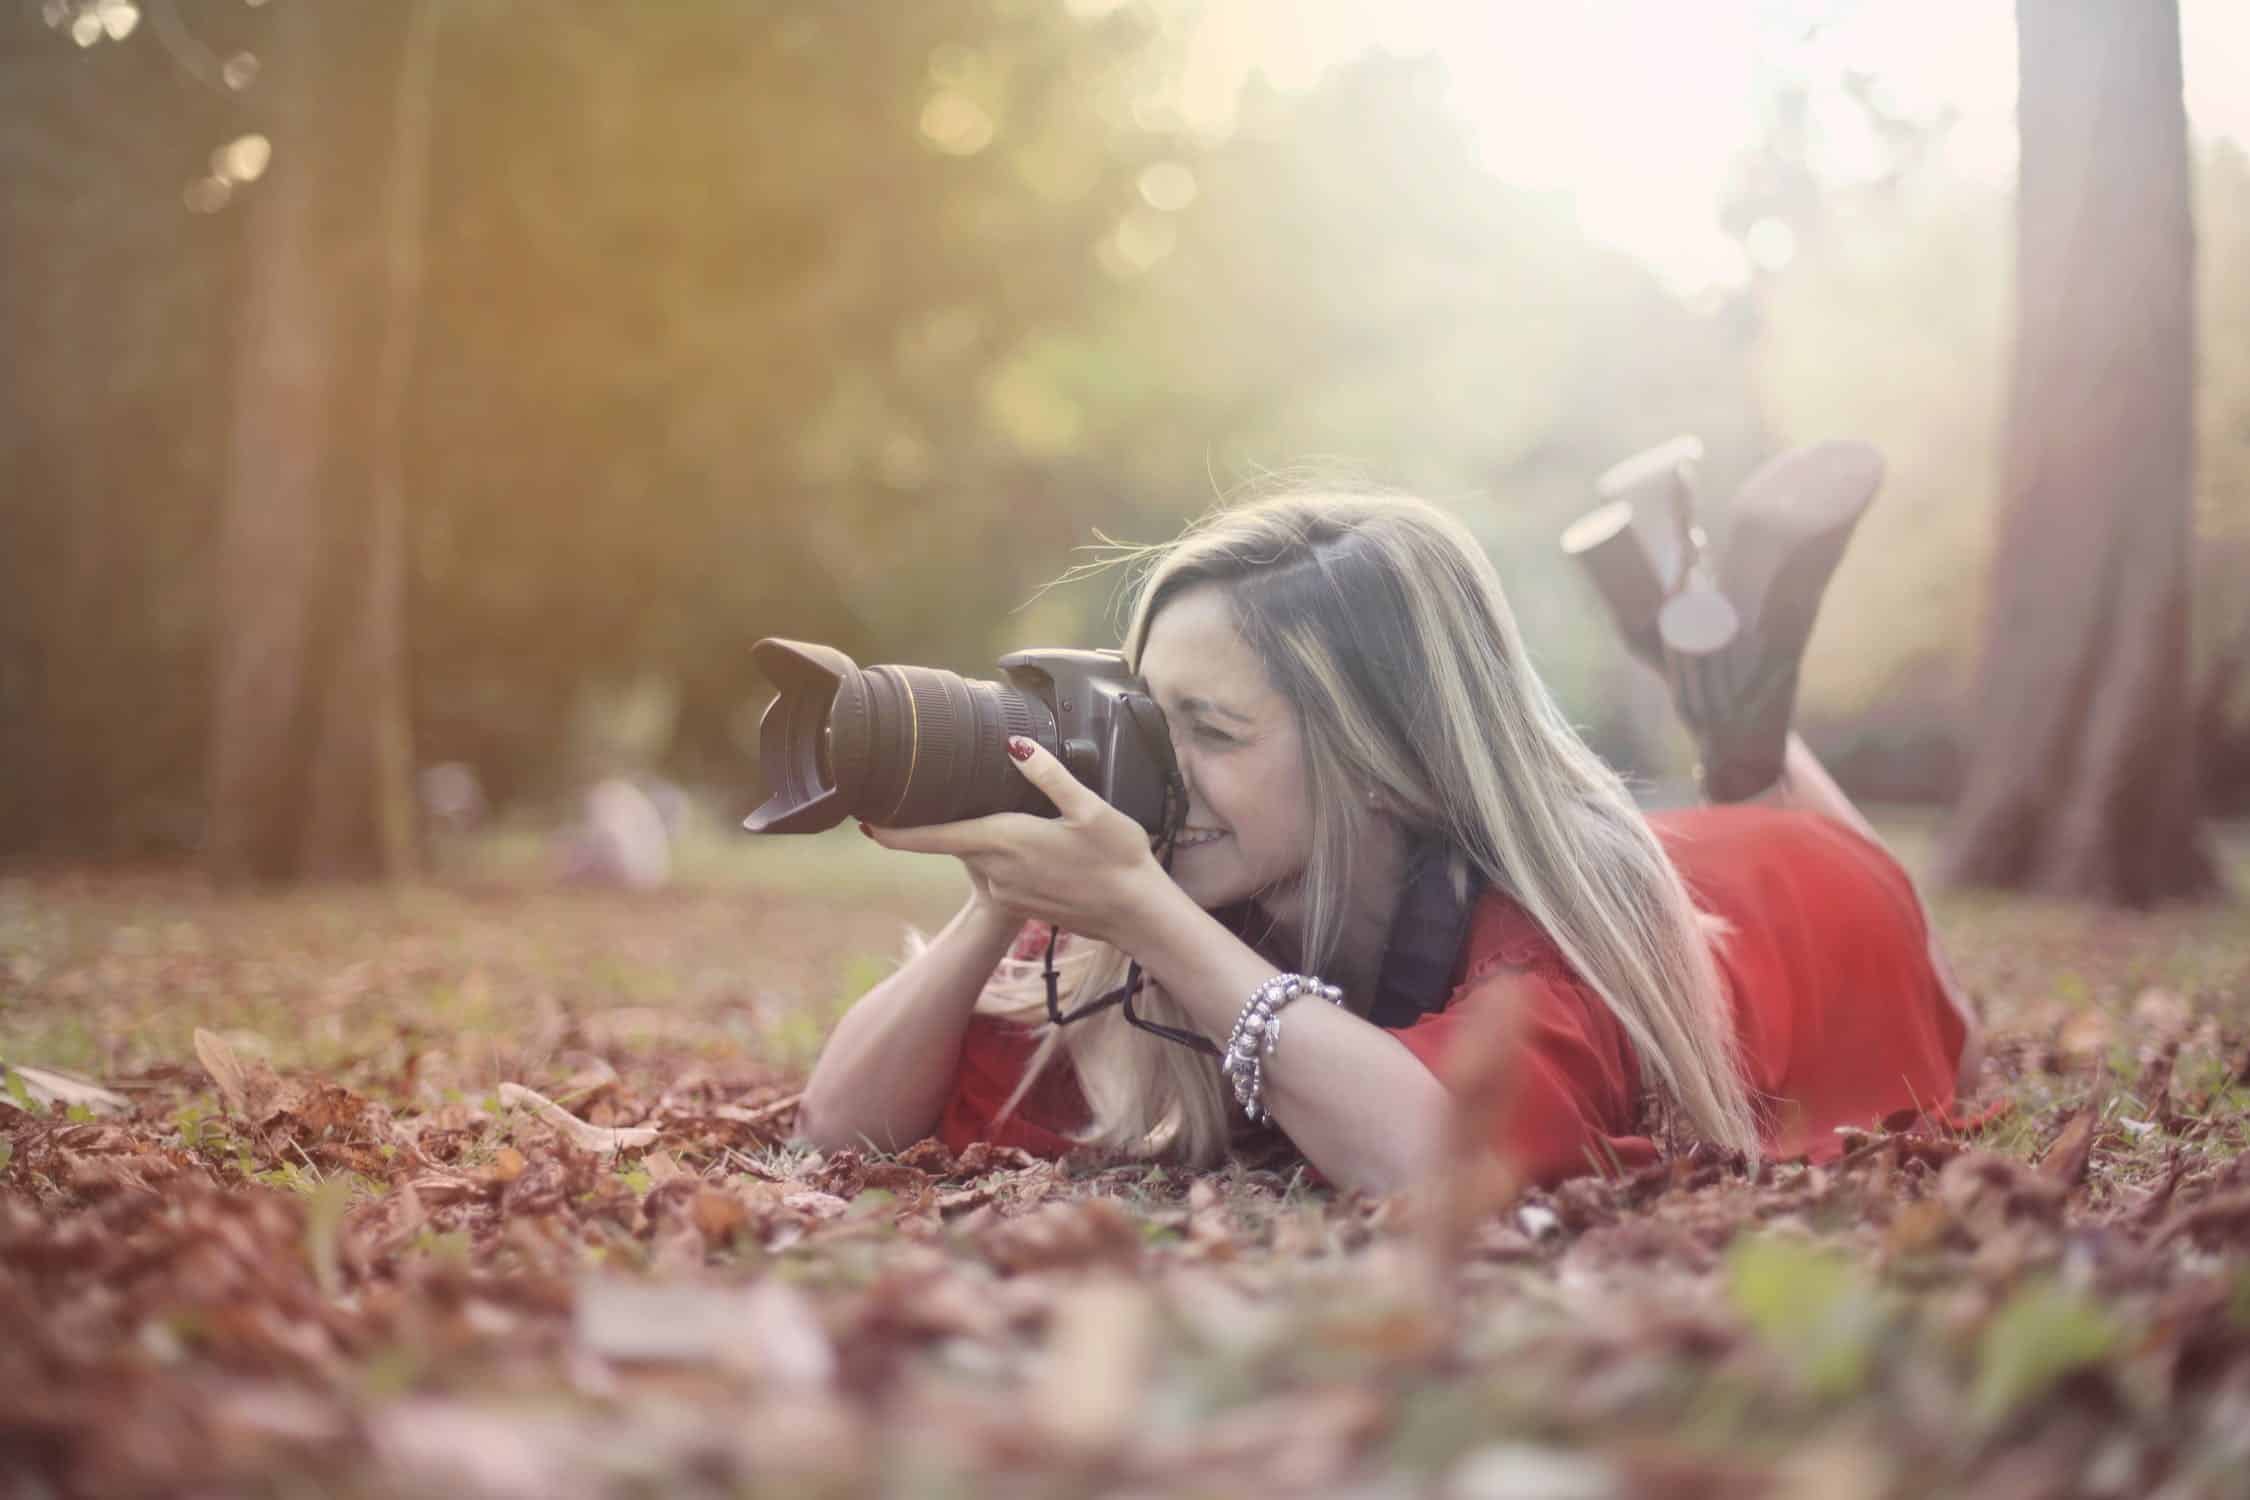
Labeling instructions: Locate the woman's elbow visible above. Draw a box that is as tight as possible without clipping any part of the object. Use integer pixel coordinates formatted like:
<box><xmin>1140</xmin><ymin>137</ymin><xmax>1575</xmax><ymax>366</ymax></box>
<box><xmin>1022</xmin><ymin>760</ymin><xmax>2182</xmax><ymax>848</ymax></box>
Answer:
<box><xmin>792</xmin><ymin>1065</ymin><xmax>864</xmax><ymax>1153</ymax></box>
<box><xmin>792</xmin><ymin>1082</ymin><xmax>932</xmax><ymax>1156</ymax></box>
<box><xmin>791</xmin><ymin>1094</ymin><xmax>843</xmax><ymax>1153</ymax></box>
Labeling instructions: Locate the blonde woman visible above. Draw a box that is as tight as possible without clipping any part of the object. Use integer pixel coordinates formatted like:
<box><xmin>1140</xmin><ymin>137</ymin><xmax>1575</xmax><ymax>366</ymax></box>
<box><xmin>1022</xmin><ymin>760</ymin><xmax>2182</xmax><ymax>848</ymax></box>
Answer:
<box><xmin>797</xmin><ymin>453</ymin><xmax>1983</xmax><ymax>1195</ymax></box>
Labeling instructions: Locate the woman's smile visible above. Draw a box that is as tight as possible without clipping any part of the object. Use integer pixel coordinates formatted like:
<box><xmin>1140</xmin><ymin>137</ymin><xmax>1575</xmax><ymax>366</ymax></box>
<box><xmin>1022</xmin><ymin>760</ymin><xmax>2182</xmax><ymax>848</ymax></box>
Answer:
<box><xmin>1173</xmin><ymin>826</ymin><xmax>1229</xmax><ymax>850</ymax></box>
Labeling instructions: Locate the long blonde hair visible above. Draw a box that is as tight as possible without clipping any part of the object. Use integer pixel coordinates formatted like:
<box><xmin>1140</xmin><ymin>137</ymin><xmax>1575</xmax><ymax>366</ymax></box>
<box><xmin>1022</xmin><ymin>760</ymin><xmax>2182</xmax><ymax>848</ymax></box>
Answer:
<box><xmin>974</xmin><ymin>491</ymin><xmax>1761</xmax><ymax>1165</ymax></box>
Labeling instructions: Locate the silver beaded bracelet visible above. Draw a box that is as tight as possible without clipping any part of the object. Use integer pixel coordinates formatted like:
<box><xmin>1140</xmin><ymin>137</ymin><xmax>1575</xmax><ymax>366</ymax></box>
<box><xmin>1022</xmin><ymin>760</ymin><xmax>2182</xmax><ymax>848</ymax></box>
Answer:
<box><xmin>1220</xmin><ymin>972</ymin><xmax>1343</xmax><ymax>1123</ymax></box>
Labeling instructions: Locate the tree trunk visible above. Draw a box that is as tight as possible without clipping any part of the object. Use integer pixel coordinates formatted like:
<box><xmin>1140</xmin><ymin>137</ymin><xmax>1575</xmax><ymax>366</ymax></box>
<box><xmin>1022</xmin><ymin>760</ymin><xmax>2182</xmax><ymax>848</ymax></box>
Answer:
<box><xmin>207</xmin><ymin>0</ymin><xmax>436</xmax><ymax>882</ymax></box>
<box><xmin>1942</xmin><ymin>0</ymin><xmax>2218</xmax><ymax>905</ymax></box>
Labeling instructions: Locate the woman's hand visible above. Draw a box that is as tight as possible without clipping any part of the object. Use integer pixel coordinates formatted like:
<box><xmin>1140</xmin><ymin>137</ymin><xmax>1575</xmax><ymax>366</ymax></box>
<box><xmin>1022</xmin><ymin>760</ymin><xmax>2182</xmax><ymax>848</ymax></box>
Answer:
<box><xmin>861</xmin><ymin>737</ymin><xmax>1169</xmax><ymax>948</ymax></box>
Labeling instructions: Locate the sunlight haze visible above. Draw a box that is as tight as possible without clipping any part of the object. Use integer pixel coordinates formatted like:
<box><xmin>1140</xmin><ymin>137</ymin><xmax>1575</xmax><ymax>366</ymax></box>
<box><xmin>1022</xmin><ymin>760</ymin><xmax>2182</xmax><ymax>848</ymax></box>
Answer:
<box><xmin>1180</xmin><ymin>0</ymin><xmax>2250</xmax><ymax>292</ymax></box>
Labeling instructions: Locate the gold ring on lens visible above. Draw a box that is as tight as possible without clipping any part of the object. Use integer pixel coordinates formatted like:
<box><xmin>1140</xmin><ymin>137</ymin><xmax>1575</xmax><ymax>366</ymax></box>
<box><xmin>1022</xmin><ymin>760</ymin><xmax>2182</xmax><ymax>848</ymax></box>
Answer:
<box><xmin>878</xmin><ymin>665</ymin><xmax>920</xmax><ymax>824</ymax></box>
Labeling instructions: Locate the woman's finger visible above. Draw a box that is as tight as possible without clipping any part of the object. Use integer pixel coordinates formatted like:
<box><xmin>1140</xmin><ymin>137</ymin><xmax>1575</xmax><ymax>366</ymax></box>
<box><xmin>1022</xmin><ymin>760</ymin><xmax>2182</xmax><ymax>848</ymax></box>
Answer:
<box><xmin>1004</xmin><ymin>736</ymin><xmax>1108</xmax><ymax>822</ymax></box>
<box><xmin>860</xmin><ymin>816</ymin><xmax>1006</xmax><ymax>857</ymax></box>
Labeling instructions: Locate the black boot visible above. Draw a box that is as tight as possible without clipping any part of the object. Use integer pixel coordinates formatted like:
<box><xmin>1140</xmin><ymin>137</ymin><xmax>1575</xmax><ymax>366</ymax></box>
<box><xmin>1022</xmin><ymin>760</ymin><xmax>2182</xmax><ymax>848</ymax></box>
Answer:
<box><xmin>1559</xmin><ymin>435</ymin><xmax>1705</xmax><ymax>669</ymax></box>
<box><xmin>1660</xmin><ymin>441</ymin><xmax>1883</xmax><ymax>801</ymax></box>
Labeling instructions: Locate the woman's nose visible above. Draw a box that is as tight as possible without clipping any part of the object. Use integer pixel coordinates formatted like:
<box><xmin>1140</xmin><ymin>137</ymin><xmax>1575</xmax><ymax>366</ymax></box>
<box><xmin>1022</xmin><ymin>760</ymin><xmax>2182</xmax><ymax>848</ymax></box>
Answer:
<box><xmin>1166</xmin><ymin>739</ymin><xmax>1198</xmax><ymax>795</ymax></box>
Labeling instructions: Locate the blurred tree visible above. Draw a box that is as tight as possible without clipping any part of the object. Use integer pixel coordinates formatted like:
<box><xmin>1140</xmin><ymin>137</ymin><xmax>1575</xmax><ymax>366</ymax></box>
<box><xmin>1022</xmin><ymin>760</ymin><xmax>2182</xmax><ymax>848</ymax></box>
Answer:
<box><xmin>207</xmin><ymin>0</ymin><xmax>434</xmax><ymax>881</ymax></box>
<box><xmin>1942</xmin><ymin>0</ymin><xmax>2219</xmax><ymax>903</ymax></box>
<box><xmin>2192</xmin><ymin>141</ymin><xmax>2250</xmax><ymax>814</ymax></box>
<box><xmin>400</xmin><ymin>0</ymin><xmax>1188</xmax><ymax>797</ymax></box>
<box><xmin>0</xmin><ymin>8</ymin><xmax>236</xmax><ymax>856</ymax></box>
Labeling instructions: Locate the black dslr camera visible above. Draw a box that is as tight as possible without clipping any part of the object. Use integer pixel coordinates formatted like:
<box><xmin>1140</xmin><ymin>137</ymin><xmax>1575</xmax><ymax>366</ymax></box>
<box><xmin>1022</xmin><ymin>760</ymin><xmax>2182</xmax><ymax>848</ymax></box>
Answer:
<box><xmin>743</xmin><ymin>638</ymin><xmax>1186</xmax><ymax>839</ymax></box>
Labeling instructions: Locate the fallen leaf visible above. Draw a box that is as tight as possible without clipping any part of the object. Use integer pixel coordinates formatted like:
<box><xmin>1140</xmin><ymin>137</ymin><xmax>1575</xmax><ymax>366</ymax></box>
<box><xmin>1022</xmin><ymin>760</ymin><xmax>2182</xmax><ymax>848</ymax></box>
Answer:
<box><xmin>1184</xmin><ymin>1177</ymin><xmax>1238</xmax><ymax>1261</ymax></box>
<box><xmin>977</xmin><ymin>1199</ymin><xmax>1144</xmax><ymax>1276</ymax></box>
<box><xmin>2038</xmin><ymin>1109</ymin><xmax>2100</xmax><ymax>1189</ymax></box>
<box><xmin>1447</xmin><ymin>1442</ymin><xmax>1618</xmax><ymax>1500</ymax></box>
<box><xmin>2</xmin><ymin>1063</ymin><xmax>131</xmax><ymax>1114</ymax></box>
<box><xmin>497</xmin><ymin>1082</ymin><xmax>657</xmax><ymax>1154</ymax></box>
<box><xmin>1031</xmin><ymin>1275</ymin><xmax>1153</xmax><ymax>1455</ymax></box>
<box><xmin>2130</xmin><ymin>988</ymin><xmax>2191</xmax><ymax>1046</ymax></box>
<box><xmin>2053</xmin><ymin>1010</ymin><xmax>2114</xmax><ymax>1071</ymax></box>
<box><xmin>575</xmin><ymin>1277</ymin><xmax>835</xmax><ymax>1388</ymax></box>
<box><xmin>779</xmin><ymin>1189</ymin><xmax>851</xmax><ymax>1221</ymax></box>
<box><xmin>193</xmin><ymin>1027</ymin><xmax>252</xmax><ymax>1117</ymax></box>
<box><xmin>688</xmin><ymin>1187</ymin><xmax>748</xmax><ymax>1243</ymax></box>
<box><xmin>711</xmin><ymin>1093</ymin><xmax>801</xmax><ymax>1129</ymax></box>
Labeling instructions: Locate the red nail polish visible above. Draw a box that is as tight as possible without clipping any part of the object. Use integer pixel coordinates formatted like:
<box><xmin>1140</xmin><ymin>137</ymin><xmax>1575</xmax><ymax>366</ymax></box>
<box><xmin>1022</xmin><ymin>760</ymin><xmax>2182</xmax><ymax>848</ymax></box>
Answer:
<box><xmin>1007</xmin><ymin>737</ymin><xmax>1034</xmax><ymax>762</ymax></box>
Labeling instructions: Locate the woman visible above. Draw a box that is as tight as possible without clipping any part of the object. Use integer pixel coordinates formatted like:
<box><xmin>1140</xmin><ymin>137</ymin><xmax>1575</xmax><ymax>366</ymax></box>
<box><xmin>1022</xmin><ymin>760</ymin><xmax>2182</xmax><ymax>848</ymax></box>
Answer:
<box><xmin>796</xmin><ymin>451</ymin><xmax>1984</xmax><ymax>1195</ymax></box>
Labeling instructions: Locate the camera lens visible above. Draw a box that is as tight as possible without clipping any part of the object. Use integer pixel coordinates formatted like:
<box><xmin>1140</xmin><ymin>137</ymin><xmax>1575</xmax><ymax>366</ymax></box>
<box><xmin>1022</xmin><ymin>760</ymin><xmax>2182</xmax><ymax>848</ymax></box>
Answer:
<box><xmin>832</xmin><ymin>665</ymin><xmax>1055</xmax><ymax>826</ymax></box>
<box><xmin>744</xmin><ymin>639</ymin><xmax>1060</xmax><ymax>833</ymax></box>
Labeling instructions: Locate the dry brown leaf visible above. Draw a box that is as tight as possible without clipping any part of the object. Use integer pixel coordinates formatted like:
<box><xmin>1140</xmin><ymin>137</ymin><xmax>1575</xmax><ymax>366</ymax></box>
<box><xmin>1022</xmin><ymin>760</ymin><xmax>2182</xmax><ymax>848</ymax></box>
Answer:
<box><xmin>4</xmin><ymin>1063</ymin><xmax>131</xmax><ymax>1114</ymax></box>
<box><xmin>1166</xmin><ymin>1386</ymin><xmax>1387</xmax><ymax>1488</ymax></box>
<box><xmin>2053</xmin><ymin>1010</ymin><xmax>2115</xmax><ymax>1071</ymax></box>
<box><xmin>937</xmin><ymin>1182</ymin><xmax>1000</xmax><ymax>1217</ymax></box>
<box><xmin>2038</xmin><ymin>1108</ymin><xmax>2100</xmax><ymax>1189</ymax></box>
<box><xmin>688</xmin><ymin>1187</ymin><xmax>749</xmax><ymax>1243</ymax></box>
<box><xmin>781</xmin><ymin>1189</ymin><xmax>852</xmax><ymax>1220</ymax></box>
<box><xmin>2131</xmin><ymin>987</ymin><xmax>2192</xmax><ymax>1046</ymax></box>
<box><xmin>404</xmin><ymin>1174</ymin><xmax>478</xmax><ymax>1205</ymax></box>
<box><xmin>1882</xmin><ymin>1197</ymin><xmax>1954</xmax><ymax>1259</ymax></box>
<box><xmin>2146</xmin><ymin>1189</ymin><xmax>2250</xmax><ymax>1252</ymax></box>
<box><xmin>496</xmin><ymin>1082</ymin><xmax>658</xmax><ymax>1154</ymax></box>
<box><xmin>711</xmin><ymin>1093</ymin><xmax>801</xmax><ymax>1129</ymax></box>
<box><xmin>1184</xmin><ymin>1177</ymin><xmax>1238</xmax><ymax>1261</ymax></box>
<box><xmin>1031</xmin><ymin>1275</ymin><xmax>1153</xmax><ymax>1455</ymax></box>
<box><xmin>193</xmin><ymin>1027</ymin><xmax>253</xmax><ymax>1117</ymax></box>
<box><xmin>977</xmin><ymin>1199</ymin><xmax>1144</xmax><ymax>1276</ymax></box>
<box><xmin>859</xmin><ymin>1262</ymin><xmax>1007</xmax><ymax>1343</ymax></box>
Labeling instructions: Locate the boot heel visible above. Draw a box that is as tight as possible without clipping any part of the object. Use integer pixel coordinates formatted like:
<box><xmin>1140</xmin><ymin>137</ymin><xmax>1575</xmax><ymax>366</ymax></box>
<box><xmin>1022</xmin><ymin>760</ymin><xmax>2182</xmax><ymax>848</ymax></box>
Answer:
<box><xmin>1657</xmin><ymin>585</ymin><xmax>1740</xmax><ymax>733</ymax></box>
<box><xmin>1560</xmin><ymin>435</ymin><xmax>1703</xmax><ymax>668</ymax></box>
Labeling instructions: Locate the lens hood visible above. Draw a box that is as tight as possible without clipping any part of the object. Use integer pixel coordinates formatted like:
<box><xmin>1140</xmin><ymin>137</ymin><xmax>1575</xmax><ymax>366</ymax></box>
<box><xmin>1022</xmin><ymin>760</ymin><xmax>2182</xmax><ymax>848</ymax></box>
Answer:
<box><xmin>743</xmin><ymin>638</ymin><xmax>859</xmax><ymax>833</ymax></box>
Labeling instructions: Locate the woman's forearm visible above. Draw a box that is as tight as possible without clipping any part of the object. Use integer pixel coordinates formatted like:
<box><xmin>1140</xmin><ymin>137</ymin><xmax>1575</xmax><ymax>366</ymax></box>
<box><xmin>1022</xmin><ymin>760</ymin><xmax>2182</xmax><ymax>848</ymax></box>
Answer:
<box><xmin>795</xmin><ymin>896</ymin><xmax>1022</xmax><ymax>1153</ymax></box>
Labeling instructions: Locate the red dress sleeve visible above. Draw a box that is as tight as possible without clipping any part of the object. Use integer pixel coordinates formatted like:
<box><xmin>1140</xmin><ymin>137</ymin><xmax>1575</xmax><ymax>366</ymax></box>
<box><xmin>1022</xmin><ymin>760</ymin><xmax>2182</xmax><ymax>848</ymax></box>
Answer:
<box><xmin>1387</xmin><ymin>899</ymin><xmax>1658</xmax><ymax>1188</ymax></box>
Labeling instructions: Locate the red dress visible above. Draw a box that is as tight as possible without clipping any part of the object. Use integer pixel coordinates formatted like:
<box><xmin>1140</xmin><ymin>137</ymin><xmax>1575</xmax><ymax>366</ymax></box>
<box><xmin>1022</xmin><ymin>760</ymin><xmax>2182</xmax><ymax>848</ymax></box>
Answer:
<box><xmin>937</xmin><ymin>806</ymin><xmax>1974</xmax><ymax>1187</ymax></box>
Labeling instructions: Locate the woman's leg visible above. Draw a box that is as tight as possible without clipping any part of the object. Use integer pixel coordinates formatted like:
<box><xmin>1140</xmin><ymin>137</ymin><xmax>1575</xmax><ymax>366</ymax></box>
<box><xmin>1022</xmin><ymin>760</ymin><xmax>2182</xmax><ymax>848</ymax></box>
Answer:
<box><xmin>1749</xmin><ymin>735</ymin><xmax>1986</xmax><ymax>1094</ymax></box>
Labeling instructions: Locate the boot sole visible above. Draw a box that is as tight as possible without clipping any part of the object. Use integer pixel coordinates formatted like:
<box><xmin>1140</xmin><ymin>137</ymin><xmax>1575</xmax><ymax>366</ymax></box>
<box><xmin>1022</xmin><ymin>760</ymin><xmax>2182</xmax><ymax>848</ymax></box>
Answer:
<box><xmin>1719</xmin><ymin>441</ymin><xmax>1883</xmax><ymax>633</ymax></box>
<box><xmin>1657</xmin><ymin>441</ymin><xmax>1883</xmax><ymax>800</ymax></box>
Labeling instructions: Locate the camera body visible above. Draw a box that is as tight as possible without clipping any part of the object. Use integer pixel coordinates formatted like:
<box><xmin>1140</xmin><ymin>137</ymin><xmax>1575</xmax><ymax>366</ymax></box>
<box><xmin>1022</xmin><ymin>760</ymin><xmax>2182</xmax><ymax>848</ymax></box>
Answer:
<box><xmin>993</xmin><ymin>646</ymin><xmax>1180</xmax><ymax>833</ymax></box>
<box><xmin>743</xmin><ymin>637</ymin><xmax>1184</xmax><ymax>839</ymax></box>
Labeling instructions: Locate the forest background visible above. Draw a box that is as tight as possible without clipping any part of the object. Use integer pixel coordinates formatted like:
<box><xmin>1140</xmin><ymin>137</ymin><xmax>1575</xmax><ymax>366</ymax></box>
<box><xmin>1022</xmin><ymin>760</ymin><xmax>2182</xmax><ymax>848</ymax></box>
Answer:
<box><xmin>12</xmin><ymin>7</ymin><xmax>2250</xmax><ymax>1493</ymax></box>
<box><xmin>3</xmin><ymin>0</ymin><xmax>2248</xmax><ymax>869</ymax></box>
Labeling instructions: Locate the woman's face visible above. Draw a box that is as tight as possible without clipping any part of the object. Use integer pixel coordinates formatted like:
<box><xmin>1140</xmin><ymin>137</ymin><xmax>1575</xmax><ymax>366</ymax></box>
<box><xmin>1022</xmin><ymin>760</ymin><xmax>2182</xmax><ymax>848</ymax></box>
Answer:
<box><xmin>1136</xmin><ymin>584</ymin><xmax>1315</xmax><ymax>918</ymax></box>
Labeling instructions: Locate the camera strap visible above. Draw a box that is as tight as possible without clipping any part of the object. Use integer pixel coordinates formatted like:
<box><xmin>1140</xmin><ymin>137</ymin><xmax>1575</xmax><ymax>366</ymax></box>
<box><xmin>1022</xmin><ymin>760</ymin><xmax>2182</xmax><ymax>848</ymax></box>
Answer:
<box><xmin>1039</xmin><ymin>932</ymin><xmax>1221</xmax><ymax>1056</ymax></box>
<box><xmin>1041</xmin><ymin>835</ymin><xmax>1479</xmax><ymax>1051</ymax></box>
<box><xmin>1040</xmin><ymin>835</ymin><xmax>1224</xmax><ymax>1055</ymax></box>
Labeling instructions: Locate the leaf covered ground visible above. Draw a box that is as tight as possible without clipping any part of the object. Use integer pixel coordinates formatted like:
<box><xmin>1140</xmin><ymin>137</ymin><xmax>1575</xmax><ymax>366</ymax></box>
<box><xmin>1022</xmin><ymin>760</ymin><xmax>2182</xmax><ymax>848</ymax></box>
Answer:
<box><xmin>5</xmin><ymin>828</ymin><xmax>2250</xmax><ymax>1499</ymax></box>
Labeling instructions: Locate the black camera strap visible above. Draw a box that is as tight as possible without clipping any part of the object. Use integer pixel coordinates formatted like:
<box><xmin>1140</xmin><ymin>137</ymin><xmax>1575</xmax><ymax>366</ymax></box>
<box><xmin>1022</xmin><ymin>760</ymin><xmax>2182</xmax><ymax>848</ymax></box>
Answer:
<box><xmin>1039</xmin><ymin>933</ymin><xmax>1220</xmax><ymax>1056</ymax></box>
<box><xmin>1040</xmin><ymin>832</ymin><xmax>1223</xmax><ymax>1054</ymax></box>
<box><xmin>1039</xmin><ymin>834</ymin><xmax>1479</xmax><ymax>1054</ymax></box>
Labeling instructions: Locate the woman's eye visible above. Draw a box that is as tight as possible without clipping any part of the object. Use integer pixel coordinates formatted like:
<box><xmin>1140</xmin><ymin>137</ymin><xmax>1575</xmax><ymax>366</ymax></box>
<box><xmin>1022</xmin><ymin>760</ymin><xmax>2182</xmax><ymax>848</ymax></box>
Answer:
<box><xmin>1190</xmin><ymin>724</ymin><xmax>1235</xmax><ymax>747</ymax></box>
